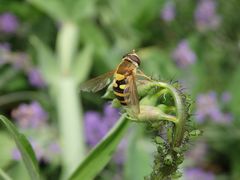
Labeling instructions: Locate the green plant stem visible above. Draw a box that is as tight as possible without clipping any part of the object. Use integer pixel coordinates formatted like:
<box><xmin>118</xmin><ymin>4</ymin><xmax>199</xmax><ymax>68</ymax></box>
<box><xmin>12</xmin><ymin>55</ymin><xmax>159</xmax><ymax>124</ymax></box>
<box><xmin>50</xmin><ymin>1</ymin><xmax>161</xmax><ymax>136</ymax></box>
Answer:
<box><xmin>56</xmin><ymin>21</ymin><xmax>85</xmax><ymax>178</ymax></box>
<box><xmin>157</xmin><ymin>82</ymin><xmax>185</xmax><ymax>147</ymax></box>
<box><xmin>57</xmin><ymin>22</ymin><xmax>79</xmax><ymax>75</ymax></box>
<box><xmin>139</xmin><ymin>81</ymin><xmax>185</xmax><ymax>147</ymax></box>
<box><xmin>57</xmin><ymin>77</ymin><xmax>85</xmax><ymax>178</ymax></box>
<box><xmin>0</xmin><ymin>168</ymin><xmax>12</xmax><ymax>180</ymax></box>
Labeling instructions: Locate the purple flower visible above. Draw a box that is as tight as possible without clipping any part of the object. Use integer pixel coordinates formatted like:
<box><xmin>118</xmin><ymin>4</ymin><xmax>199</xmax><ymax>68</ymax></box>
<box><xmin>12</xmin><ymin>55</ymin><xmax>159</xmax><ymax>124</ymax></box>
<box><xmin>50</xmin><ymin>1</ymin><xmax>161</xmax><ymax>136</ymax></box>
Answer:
<box><xmin>172</xmin><ymin>40</ymin><xmax>196</xmax><ymax>68</ymax></box>
<box><xmin>12</xmin><ymin>140</ymin><xmax>60</xmax><ymax>162</ymax></box>
<box><xmin>11</xmin><ymin>101</ymin><xmax>48</xmax><ymax>129</ymax></box>
<box><xmin>84</xmin><ymin>103</ymin><xmax>120</xmax><ymax>146</ymax></box>
<box><xmin>195</xmin><ymin>0</ymin><xmax>221</xmax><ymax>31</ymax></box>
<box><xmin>12</xmin><ymin>52</ymin><xmax>29</xmax><ymax>69</ymax></box>
<box><xmin>12</xmin><ymin>140</ymin><xmax>45</xmax><ymax>161</ymax></box>
<box><xmin>27</xmin><ymin>68</ymin><xmax>46</xmax><ymax>88</ymax></box>
<box><xmin>112</xmin><ymin>139</ymin><xmax>127</xmax><ymax>165</ymax></box>
<box><xmin>161</xmin><ymin>2</ymin><xmax>175</xmax><ymax>22</ymax></box>
<box><xmin>221</xmin><ymin>92</ymin><xmax>231</xmax><ymax>103</ymax></box>
<box><xmin>0</xmin><ymin>12</ymin><xmax>19</xmax><ymax>33</ymax></box>
<box><xmin>186</xmin><ymin>141</ymin><xmax>207</xmax><ymax>164</ymax></box>
<box><xmin>0</xmin><ymin>42</ymin><xmax>11</xmax><ymax>51</ymax></box>
<box><xmin>48</xmin><ymin>143</ymin><xmax>61</xmax><ymax>154</ymax></box>
<box><xmin>184</xmin><ymin>168</ymin><xmax>215</xmax><ymax>180</ymax></box>
<box><xmin>84</xmin><ymin>103</ymin><xmax>126</xmax><ymax>164</ymax></box>
<box><xmin>196</xmin><ymin>92</ymin><xmax>233</xmax><ymax>123</ymax></box>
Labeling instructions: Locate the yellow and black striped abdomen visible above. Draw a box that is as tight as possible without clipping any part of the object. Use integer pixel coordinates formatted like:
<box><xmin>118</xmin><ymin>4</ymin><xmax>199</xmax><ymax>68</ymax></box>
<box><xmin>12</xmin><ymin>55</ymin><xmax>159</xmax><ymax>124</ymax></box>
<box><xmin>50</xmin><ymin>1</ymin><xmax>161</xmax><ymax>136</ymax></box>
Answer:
<box><xmin>113</xmin><ymin>73</ymin><xmax>129</xmax><ymax>106</ymax></box>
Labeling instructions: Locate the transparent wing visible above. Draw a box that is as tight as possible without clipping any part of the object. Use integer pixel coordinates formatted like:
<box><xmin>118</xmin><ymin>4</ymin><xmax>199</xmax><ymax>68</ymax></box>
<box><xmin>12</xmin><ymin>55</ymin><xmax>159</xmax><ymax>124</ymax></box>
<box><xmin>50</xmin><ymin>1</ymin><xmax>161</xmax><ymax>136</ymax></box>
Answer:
<box><xmin>124</xmin><ymin>74</ymin><xmax>140</xmax><ymax>117</ymax></box>
<box><xmin>80</xmin><ymin>70</ymin><xmax>115</xmax><ymax>92</ymax></box>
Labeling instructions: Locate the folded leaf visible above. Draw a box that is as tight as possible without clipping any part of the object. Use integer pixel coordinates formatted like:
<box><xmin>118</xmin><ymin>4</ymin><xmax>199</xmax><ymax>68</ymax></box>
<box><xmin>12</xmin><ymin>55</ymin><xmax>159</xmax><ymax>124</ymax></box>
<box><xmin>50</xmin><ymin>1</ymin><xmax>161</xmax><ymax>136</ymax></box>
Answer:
<box><xmin>0</xmin><ymin>115</ymin><xmax>41</xmax><ymax>180</ymax></box>
<box><xmin>69</xmin><ymin>114</ymin><xmax>129</xmax><ymax>180</ymax></box>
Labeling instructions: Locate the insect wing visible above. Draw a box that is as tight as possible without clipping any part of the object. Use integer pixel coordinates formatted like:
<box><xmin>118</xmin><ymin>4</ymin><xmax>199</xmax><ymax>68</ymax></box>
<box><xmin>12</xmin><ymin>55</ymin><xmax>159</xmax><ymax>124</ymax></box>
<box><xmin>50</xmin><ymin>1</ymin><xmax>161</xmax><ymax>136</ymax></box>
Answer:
<box><xmin>124</xmin><ymin>74</ymin><xmax>140</xmax><ymax>117</ymax></box>
<box><xmin>80</xmin><ymin>70</ymin><xmax>115</xmax><ymax>92</ymax></box>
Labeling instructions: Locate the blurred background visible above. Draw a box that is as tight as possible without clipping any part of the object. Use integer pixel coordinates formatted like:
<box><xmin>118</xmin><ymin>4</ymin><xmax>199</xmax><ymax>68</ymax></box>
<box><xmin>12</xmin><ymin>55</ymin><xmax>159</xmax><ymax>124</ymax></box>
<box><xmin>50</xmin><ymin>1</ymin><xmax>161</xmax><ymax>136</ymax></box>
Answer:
<box><xmin>0</xmin><ymin>0</ymin><xmax>239</xmax><ymax>179</ymax></box>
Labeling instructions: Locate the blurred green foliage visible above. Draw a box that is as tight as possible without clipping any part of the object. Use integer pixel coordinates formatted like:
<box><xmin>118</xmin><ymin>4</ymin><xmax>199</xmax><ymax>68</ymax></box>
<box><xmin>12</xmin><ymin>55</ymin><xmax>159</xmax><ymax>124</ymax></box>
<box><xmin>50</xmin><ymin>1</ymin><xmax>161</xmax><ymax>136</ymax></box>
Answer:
<box><xmin>0</xmin><ymin>0</ymin><xmax>240</xmax><ymax>179</ymax></box>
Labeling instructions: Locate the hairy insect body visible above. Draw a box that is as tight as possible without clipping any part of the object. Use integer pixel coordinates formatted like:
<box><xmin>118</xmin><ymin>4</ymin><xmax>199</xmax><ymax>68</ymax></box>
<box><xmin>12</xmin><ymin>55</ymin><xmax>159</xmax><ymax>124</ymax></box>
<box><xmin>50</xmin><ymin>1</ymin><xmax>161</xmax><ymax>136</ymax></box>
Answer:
<box><xmin>79</xmin><ymin>50</ymin><xmax>142</xmax><ymax>116</ymax></box>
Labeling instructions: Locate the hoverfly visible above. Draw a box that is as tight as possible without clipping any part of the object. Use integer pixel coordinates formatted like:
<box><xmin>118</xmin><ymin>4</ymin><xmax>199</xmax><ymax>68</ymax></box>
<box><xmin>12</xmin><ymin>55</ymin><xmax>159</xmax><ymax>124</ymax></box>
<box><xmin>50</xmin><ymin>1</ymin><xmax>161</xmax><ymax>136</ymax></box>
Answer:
<box><xmin>80</xmin><ymin>50</ymin><xmax>150</xmax><ymax>117</ymax></box>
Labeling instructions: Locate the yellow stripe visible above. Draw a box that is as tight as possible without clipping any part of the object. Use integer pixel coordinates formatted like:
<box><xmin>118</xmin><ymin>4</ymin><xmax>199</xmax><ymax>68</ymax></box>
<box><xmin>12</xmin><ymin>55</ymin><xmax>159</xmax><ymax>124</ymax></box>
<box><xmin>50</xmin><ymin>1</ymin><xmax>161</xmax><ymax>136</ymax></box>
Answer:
<box><xmin>119</xmin><ymin>84</ymin><xmax>129</xmax><ymax>89</ymax></box>
<box><xmin>113</xmin><ymin>82</ymin><xmax>118</xmax><ymax>87</ymax></box>
<box><xmin>120</xmin><ymin>100</ymin><xmax>127</xmax><ymax>104</ymax></box>
<box><xmin>115</xmin><ymin>73</ymin><xmax>125</xmax><ymax>81</ymax></box>
<box><xmin>114</xmin><ymin>91</ymin><xmax>129</xmax><ymax>97</ymax></box>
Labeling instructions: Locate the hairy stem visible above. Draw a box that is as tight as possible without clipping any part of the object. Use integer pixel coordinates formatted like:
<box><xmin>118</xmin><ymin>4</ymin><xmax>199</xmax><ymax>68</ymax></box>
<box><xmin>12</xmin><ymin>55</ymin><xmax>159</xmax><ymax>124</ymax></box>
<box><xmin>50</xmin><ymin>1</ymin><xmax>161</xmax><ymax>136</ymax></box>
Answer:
<box><xmin>157</xmin><ymin>82</ymin><xmax>185</xmax><ymax>147</ymax></box>
<box><xmin>138</xmin><ymin>81</ymin><xmax>185</xmax><ymax>147</ymax></box>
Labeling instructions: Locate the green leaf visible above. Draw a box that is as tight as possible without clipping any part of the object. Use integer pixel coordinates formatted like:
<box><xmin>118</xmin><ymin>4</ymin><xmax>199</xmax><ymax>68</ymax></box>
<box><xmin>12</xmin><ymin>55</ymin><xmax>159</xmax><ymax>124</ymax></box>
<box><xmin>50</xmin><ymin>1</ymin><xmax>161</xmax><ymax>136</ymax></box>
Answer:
<box><xmin>27</xmin><ymin>0</ymin><xmax>69</xmax><ymax>21</ymax></box>
<box><xmin>139</xmin><ymin>47</ymin><xmax>179</xmax><ymax>79</ymax></box>
<box><xmin>69</xmin><ymin>114</ymin><xmax>130</xmax><ymax>180</ymax></box>
<box><xmin>73</xmin><ymin>45</ymin><xmax>93</xmax><ymax>84</ymax></box>
<box><xmin>7</xmin><ymin>162</ymin><xmax>30</xmax><ymax>180</ymax></box>
<box><xmin>229</xmin><ymin>64</ymin><xmax>240</xmax><ymax>117</ymax></box>
<box><xmin>0</xmin><ymin>132</ymin><xmax>15</xmax><ymax>168</ymax></box>
<box><xmin>0</xmin><ymin>115</ymin><xmax>41</xmax><ymax>180</ymax></box>
<box><xmin>124</xmin><ymin>126</ymin><xmax>154</xmax><ymax>180</ymax></box>
<box><xmin>30</xmin><ymin>36</ymin><xmax>58</xmax><ymax>85</ymax></box>
<box><xmin>81</xmin><ymin>23</ymin><xmax>109</xmax><ymax>58</ymax></box>
<box><xmin>0</xmin><ymin>168</ymin><xmax>12</xmax><ymax>180</ymax></box>
<box><xmin>28</xmin><ymin>0</ymin><xmax>96</xmax><ymax>22</ymax></box>
<box><xmin>64</xmin><ymin>0</ymin><xmax>96</xmax><ymax>21</ymax></box>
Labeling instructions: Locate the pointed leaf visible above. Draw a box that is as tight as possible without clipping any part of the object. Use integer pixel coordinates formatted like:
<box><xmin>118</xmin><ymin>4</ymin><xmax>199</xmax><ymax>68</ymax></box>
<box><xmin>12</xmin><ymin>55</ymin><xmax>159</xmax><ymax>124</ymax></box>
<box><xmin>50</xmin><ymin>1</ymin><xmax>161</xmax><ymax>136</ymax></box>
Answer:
<box><xmin>73</xmin><ymin>45</ymin><xmax>93</xmax><ymax>84</ymax></box>
<box><xmin>0</xmin><ymin>115</ymin><xmax>41</xmax><ymax>180</ymax></box>
<box><xmin>30</xmin><ymin>36</ymin><xmax>58</xmax><ymax>85</ymax></box>
<box><xmin>0</xmin><ymin>168</ymin><xmax>12</xmax><ymax>180</ymax></box>
<box><xmin>69</xmin><ymin>114</ymin><xmax>129</xmax><ymax>180</ymax></box>
<box><xmin>124</xmin><ymin>126</ymin><xmax>154</xmax><ymax>180</ymax></box>
<box><xmin>27</xmin><ymin>0</ymin><xmax>68</xmax><ymax>21</ymax></box>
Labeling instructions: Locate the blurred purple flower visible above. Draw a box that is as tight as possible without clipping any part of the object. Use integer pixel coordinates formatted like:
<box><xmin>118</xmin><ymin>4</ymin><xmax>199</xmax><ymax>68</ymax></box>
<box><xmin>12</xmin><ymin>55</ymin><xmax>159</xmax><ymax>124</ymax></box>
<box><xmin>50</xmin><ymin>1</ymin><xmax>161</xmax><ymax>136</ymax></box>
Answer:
<box><xmin>12</xmin><ymin>52</ymin><xmax>29</xmax><ymax>69</ymax></box>
<box><xmin>84</xmin><ymin>103</ymin><xmax>126</xmax><ymax>164</ymax></box>
<box><xmin>84</xmin><ymin>103</ymin><xmax>120</xmax><ymax>146</ymax></box>
<box><xmin>0</xmin><ymin>42</ymin><xmax>11</xmax><ymax>51</ymax></box>
<box><xmin>12</xmin><ymin>140</ymin><xmax>60</xmax><ymax>162</ymax></box>
<box><xmin>196</xmin><ymin>92</ymin><xmax>233</xmax><ymax>123</ymax></box>
<box><xmin>195</xmin><ymin>0</ymin><xmax>221</xmax><ymax>31</ymax></box>
<box><xmin>161</xmin><ymin>2</ymin><xmax>175</xmax><ymax>22</ymax></box>
<box><xmin>221</xmin><ymin>91</ymin><xmax>231</xmax><ymax>103</ymax></box>
<box><xmin>27</xmin><ymin>68</ymin><xmax>46</xmax><ymax>88</ymax></box>
<box><xmin>12</xmin><ymin>140</ymin><xmax>45</xmax><ymax>161</ymax></box>
<box><xmin>113</xmin><ymin>139</ymin><xmax>127</xmax><ymax>165</ymax></box>
<box><xmin>11</xmin><ymin>101</ymin><xmax>48</xmax><ymax>129</ymax></box>
<box><xmin>172</xmin><ymin>40</ymin><xmax>196</xmax><ymax>68</ymax></box>
<box><xmin>186</xmin><ymin>141</ymin><xmax>207</xmax><ymax>164</ymax></box>
<box><xmin>48</xmin><ymin>142</ymin><xmax>61</xmax><ymax>154</ymax></box>
<box><xmin>184</xmin><ymin>168</ymin><xmax>215</xmax><ymax>180</ymax></box>
<box><xmin>0</xmin><ymin>12</ymin><xmax>19</xmax><ymax>33</ymax></box>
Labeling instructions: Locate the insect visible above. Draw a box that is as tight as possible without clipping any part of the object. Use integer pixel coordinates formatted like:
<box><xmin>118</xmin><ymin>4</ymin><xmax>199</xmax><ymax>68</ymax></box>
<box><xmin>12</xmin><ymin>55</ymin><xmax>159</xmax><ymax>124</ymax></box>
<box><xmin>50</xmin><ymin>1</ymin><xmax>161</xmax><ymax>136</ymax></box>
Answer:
<box><xmin>80</xmin><ymin>50</ymin><xmax>150</xmax><ymax>117</ymax></box>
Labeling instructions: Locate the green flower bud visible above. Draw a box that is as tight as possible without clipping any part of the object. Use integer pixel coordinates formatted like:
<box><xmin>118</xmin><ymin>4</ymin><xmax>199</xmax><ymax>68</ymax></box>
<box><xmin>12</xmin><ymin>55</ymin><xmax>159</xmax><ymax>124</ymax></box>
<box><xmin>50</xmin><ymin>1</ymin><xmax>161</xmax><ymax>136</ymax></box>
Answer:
<box><xmin>164</xmin><ymin>154</ymin><xmax>173</xmax><ymax>165</ymax></box>
<box><xmin>189</xmin><ymin>129</ymin><xmax>203</xmax><ymax>137</ymax></box>
<box><xmin>155</xmin><ymin>136</ymin><xmax>165</xmax><ymax>144</ymax></box>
